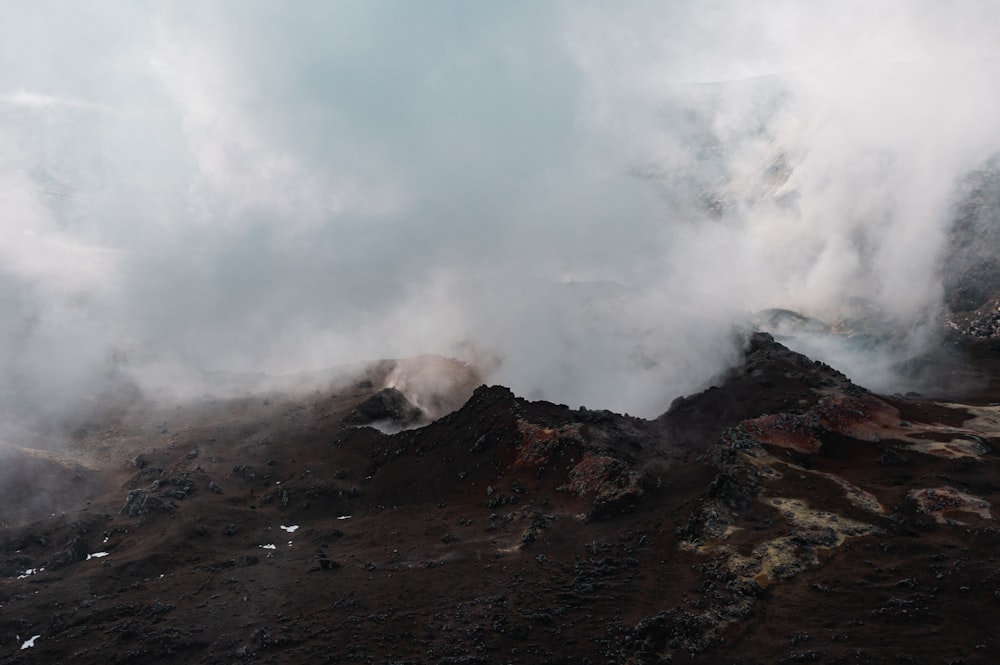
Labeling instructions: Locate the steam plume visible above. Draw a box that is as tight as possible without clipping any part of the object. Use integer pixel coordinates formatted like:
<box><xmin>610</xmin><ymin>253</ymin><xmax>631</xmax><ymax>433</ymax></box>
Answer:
<box><xmin>2</xmin><ymin>1</ymin><xmax>1000</xmax><ymax>422</ymax></box>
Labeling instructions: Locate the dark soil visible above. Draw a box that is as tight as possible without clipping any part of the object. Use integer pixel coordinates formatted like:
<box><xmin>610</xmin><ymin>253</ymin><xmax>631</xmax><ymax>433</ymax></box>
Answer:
<box><xmin>3</xmin><ymin>338</ymin><xmax>1000</xmax><ymax>663</ymax></box>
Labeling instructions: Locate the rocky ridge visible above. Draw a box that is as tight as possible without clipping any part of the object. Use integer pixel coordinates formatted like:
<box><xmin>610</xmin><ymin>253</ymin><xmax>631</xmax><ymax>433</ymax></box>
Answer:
<box><xmin>1</xmin><ymin>337</ymin><xmax>1000</xmax><ymax>663</ymax></box>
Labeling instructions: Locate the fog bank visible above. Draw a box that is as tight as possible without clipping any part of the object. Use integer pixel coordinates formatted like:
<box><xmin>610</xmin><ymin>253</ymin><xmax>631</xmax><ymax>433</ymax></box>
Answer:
<box><xmin>3</xmin><ymin>1</ymin><xmax>1000</xmax><ymax>419</ymax></box>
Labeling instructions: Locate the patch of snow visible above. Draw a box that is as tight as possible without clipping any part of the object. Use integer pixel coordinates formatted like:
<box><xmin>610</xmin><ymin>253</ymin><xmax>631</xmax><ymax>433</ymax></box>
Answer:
<box><xmin>259</xmin><ymin>544</ymin><xmax>276</xmax><ymax>550</ymax></box>
<box><xmin>86</xmin><ymin>552</ymin><xmax>109</xmax><ymax>560</ymax></box>
<box><xmin>21</xmin><ymin>635</ymin><xmax>39</xmax><ymax>649</ymax></box>
<box><xmin>337</xmin><ymin>515</ymin><xmax>352</xmax><ymax>520</ymax></box>
<box><xmin>287</xmin><ymin>540</ymin><xmax>293</xmax><ymax>547</ymax></box>
<box><xmin>16</xmin><ymin>567</ymin><xmax>43</xmax><ymax>579</ymax></box>
<box><xmin>280</xmin><ymin>525</ymin><xmax>299</xmax><ymax>533</ymax></box>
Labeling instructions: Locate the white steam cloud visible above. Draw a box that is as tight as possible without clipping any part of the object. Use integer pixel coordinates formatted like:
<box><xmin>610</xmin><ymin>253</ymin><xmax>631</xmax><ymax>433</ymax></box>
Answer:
<box><xmin>2</xmin><ymin>1</ymin><xmax>1000</xmax><ymax>421</ymax></box>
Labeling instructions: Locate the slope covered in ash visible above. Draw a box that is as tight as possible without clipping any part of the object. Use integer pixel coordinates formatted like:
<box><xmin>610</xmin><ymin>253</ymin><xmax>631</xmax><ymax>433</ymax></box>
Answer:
<box><xmin>2</xmin><ymin>339</ymin><xmax>1000</xmax><ymax>663</ymax></box>
<box><xmin>642</xmin><ymin>334</ymin><xmax>1000</xmax><ymax>662</ymax></box>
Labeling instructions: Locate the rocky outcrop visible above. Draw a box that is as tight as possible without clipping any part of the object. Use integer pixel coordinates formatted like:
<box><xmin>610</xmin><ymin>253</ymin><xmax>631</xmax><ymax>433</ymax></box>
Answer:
<box><xmin>338</xmin><ymin>383</ymin><xmax>663</xmax><ymax>522</ymax></box>
<box><xmin>618</xmin><ymin>332</ymin><xmax>1000</xmax><ymax>661</ymax></box>
<box><xmin>343</xmin><ymin>387</ymin><xmax>424</xmax><ymax>428</ymax></box>
<box><xmin>120</xmin><ymin>489</ymin><xmax>168</xmax><ymax>518</ymax></box>
<box><xmin>45</xmin><ymin>533</ymin><xmax>89</xmax><ymax>570</ymax></box>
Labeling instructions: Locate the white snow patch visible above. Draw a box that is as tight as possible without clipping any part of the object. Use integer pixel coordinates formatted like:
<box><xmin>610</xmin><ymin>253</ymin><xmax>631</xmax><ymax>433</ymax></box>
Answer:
<box><xmin>280</xmin><ymin>525</ymin><xmax>299</xmax><ymax>533</ymax></box>
<box><xmin>16</xmin><ymin>567</ymin><xmax>43</xmax><ymax>579</ymax></box>
<box><xmin>259</xmin><ymin>544</ymin><xmax>276</xmax><ymax>550</ymax></box>
<box><xmin>86</xmin><ymin>552</ymin><xmax>109</xmax><ymax>560</ymax></box>
<box><xmin>20</xmin><ymin>635</ymin><xmax>40</xmax><ymax>649</ymax></box>
<box><xmin>337</xmin><ymin>515</ymin><xmax>352</xmax><ymax>520</ymax></box>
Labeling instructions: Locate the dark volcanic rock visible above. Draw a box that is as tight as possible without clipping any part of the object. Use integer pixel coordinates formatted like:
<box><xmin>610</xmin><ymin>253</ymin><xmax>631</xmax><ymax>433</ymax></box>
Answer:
<box><xmin>5</xmin><ymin>344</ymin><xmax>1000</xmax><ymax>664</ymax></box>
<box><xmin>344</xmin><ymin>387</ymin><xmax>424</xmax><ymax>428</ymax></box>
<box><xmin>658</xmin><ymin>332</ymin><xmax>857</xmax><ymax>451</ymax></box>
<box><xmin>45</xmin><ymin>533</ymin><xmax>89</xmax><ymax>570</ymax></box>
<box><xmin>120</xmin><ymin>489</ymin><xmax>168</xmax><ymax>517</ymax></box>
<box><xmin>338</xmin><ymin>383</ymin><xmax>663</xmax><ymax>521</ymax></box>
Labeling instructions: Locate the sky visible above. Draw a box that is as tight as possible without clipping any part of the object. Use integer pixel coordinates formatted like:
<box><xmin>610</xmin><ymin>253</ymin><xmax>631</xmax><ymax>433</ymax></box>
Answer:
<box><xmin>3</xmin><ymin>1</ymin><xmax>1000</xmax><ymax>419</ymax></box>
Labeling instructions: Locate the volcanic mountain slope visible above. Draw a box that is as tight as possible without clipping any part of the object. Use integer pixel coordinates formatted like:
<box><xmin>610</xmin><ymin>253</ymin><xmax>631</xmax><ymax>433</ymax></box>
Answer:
<box><xmin>2</xmin><ymin>337</ymin><xmax>1000</xmax><ymax>663</ymax></box>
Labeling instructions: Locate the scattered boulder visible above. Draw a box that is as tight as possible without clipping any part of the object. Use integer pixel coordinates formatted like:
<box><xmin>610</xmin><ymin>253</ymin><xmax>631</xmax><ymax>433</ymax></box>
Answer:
<box><xmin>233</xmin><ymin>464</ymin><xmax>257</xmax><ymax>481</ymax></box>
<box><xmin>120</xmin><ymin>489</ymin><xmax>167</xmax><ymax>518</ymax></box>
<box><xmin>46</xmin><ymin>534</ymin><xmax>89</xmax><ymax>570</ymax></box>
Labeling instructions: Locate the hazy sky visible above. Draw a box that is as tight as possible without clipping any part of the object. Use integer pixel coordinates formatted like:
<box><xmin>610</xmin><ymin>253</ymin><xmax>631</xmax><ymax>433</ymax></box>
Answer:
<box><xmin>3</xmin><ymin>1</ymin><xmax>1000</xmax><ymax>417</ymax></box>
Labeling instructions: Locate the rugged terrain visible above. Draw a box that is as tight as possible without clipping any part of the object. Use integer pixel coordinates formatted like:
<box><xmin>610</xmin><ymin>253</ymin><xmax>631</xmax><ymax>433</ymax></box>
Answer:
<box><xmin>2</xmin><ymin>331</ymin><xmax>1000</xmax><ymax>664</ymax></box>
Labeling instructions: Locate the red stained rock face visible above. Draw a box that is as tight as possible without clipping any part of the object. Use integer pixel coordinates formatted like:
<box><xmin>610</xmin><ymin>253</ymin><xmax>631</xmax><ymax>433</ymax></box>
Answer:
<box><xmin>814</xmin><ymin>393</ymin><xmax>902</xmax><ymax>440</ymax></box>
<box><xmin>743</xmin><ymin>412</ymin><xmax>822</xmax><ymax>453</ymax></box>
<box><xmin>514</xmin><ymin>421</ymin><xmax>580</xmax><ymax>468</ymax></box>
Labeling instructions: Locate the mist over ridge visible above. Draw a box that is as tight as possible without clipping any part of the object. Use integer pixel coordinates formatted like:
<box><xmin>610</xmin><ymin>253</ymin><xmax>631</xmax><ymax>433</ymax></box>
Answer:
<box><xmin>3</xmin><ymin>1</ymin><xmax>1000</xmax><ymax>420</ymax></box>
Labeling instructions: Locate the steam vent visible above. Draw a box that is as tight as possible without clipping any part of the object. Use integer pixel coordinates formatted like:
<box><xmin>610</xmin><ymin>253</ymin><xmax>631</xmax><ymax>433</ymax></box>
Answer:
<box><xmin>7</xmin><ymin>3</ymin><xmax>1000</xmax><ymax>663</ymax></box>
